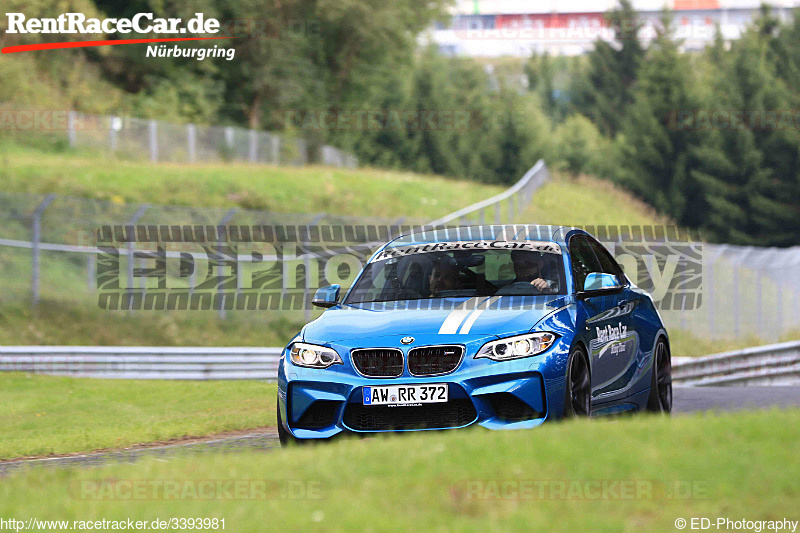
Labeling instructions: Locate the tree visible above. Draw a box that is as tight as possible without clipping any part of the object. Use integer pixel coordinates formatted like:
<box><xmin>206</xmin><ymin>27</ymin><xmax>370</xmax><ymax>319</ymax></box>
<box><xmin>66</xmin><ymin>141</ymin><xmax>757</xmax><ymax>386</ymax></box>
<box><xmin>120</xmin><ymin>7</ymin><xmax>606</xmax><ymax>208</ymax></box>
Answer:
<box><xmin>615</xmin><ymin>10</ymin><xmax>703</xmax><ymax>226</ymax></box>
<box><xmin>571</xmin><ymin>0</ymin><xmax>645</xmax><ymax>136</ymax></box>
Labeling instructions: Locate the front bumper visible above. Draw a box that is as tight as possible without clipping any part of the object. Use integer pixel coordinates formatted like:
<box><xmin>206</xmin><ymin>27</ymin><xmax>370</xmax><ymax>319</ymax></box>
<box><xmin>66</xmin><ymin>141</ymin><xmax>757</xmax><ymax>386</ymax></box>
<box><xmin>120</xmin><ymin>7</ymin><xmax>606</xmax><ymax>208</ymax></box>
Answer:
<box><xmin>278</xmin><ymin>334</ymin><xmax>570</xmax><ymax>439</ymax></box>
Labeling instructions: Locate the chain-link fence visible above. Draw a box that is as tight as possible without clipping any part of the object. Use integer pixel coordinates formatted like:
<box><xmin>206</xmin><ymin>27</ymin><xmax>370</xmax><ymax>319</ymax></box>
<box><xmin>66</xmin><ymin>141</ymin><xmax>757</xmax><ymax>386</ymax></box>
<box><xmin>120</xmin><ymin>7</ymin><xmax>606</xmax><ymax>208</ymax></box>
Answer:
<box><xmin>0</xmin><ymin>160</ymin><xmax>798</xmax><ymax>342</ymax></box>
<box><xmin>0</xmin><ymin>104</ymin><xmax>358</xmax><ymax>167</ymax></box>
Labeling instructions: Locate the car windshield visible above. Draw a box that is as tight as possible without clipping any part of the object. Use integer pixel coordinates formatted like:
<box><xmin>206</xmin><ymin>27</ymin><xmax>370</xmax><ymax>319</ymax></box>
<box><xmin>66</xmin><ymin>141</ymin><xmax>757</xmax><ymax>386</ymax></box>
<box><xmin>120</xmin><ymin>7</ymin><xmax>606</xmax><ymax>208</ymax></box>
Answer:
<box><xmin>345</xmin><ymin>245</ymin><xmax>566</xmax><ymax>304</ymax></box>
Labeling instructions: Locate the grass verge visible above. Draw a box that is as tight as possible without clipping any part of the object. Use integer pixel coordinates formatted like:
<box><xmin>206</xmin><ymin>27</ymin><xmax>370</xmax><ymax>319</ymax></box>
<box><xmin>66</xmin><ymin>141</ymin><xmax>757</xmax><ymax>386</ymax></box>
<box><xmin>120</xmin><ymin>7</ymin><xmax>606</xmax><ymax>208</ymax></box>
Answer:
<box><xmin>521</xmin><ymin>172</ymin><xmax>669</xmax><ymax>227</ymax></box>
<box><xmin>0</xmin><ymin>300</ymin><xmax>305</xmax><ymax>347</ymax></box>
<box><xmin>0</xmin><ymin>142</ymin><xmax>503</xmax><ymax>219</ymax></box>
<box><xmin>0</xmin><ymin>373</ymin><xmax>277</xmax><ymax>460</ymax></box>
<box><xmin>669</xmin><ymin>328</ymin><xmax>800</xmax><ymax>357</ymax></box>
<box><xmin>1</xmin><ymin>409</ymin><xmax>798</xmax><ymax>530</ymax></box>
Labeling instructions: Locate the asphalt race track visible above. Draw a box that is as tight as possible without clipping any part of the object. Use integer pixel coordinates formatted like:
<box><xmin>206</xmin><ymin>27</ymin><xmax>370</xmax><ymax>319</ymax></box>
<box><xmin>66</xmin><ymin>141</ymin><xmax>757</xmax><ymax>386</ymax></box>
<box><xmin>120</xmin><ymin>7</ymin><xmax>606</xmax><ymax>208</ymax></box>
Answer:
<box><xmin>3</xmin><ymin>386</ymin><xmax>800</xmax><ymax>476</ymax></box>
<box><xmin>674</xmin><ymin>385</ymin><xmax>800</xmax><ymax>412</ymax></box>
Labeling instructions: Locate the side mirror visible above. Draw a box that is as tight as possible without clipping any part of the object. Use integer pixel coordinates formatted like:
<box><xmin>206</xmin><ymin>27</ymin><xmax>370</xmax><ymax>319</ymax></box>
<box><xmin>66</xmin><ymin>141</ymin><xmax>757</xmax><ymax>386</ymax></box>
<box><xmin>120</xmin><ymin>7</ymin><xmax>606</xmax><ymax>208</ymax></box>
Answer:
<box><xmin>312</xmin><ymin>284</ymin><xmax>341</xmax><ymax>308</ymax></box>
<box><xmin>581</xmin><ymin>272</ymin><xmax>621</xmax><ymax>294</ymax></box>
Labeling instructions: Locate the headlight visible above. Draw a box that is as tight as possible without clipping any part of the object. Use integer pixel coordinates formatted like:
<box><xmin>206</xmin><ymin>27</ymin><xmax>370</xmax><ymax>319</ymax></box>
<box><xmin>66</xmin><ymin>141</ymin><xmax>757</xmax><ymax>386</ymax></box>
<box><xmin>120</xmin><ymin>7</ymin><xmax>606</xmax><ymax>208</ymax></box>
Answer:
<box><xmin>289</xmin><ymin>342</ymin><xmax>342</xmax><ymax>368</ymax></box>
<box><xmin>475</xmin><ymin>332</ymin><xmax>557</xmax><ymax>361</ymax></box>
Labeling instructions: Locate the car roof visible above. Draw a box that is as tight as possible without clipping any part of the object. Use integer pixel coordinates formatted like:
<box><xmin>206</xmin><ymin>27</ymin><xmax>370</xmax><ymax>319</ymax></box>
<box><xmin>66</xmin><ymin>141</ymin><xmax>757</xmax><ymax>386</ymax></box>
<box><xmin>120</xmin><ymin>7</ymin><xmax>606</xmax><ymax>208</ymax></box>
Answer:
<box><xmin>385</xmin><ymin>225</ymin><xmax>586</xmax><ymax>248</ymax></box>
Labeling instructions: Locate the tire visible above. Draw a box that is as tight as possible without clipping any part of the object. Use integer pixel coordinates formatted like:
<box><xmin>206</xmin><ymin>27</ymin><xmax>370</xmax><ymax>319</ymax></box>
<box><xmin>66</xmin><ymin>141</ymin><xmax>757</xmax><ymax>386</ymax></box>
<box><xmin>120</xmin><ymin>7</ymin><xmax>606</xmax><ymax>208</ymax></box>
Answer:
<box><xmin>277</xmin><ymin>396</ymin><xmax>300</xmax><ymax>446</ymax></box>
<box><xmin>646</xmin><ymin>338</ymin><xmax>673</xmax><ymax>413</ymax></box>
<box><xmin>564</xmin><ymin>345</ymin><xmax>591</xmax><ymax>417</ymax></box>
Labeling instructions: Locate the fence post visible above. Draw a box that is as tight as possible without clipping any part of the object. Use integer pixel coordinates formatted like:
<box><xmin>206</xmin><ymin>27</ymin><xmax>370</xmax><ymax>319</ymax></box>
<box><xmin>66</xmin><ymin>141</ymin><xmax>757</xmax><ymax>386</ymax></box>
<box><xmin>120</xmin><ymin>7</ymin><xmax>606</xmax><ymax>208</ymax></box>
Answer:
<box><xmin>732</xmin><ymin>263</ymin><xmax>741</xmax><ymax>338</ymax></box>
<box><xmin>189</xmin><ymin>257</ymin><xmax>196</xmax><ymax>297</ymax></box>
<box><xmin>127</xmin><ymin>205</ymin><xmax>150</xmax><ymax>312</ymax></box>
<box><xmin>225</xmin><ymin>127</ymin><xmax>234</xmax><ymax>157</ymax></box>
<box><xmin>794</xmin><ymin>289</ymin><xmax>800</xmax><ymax>337</ymax></box>
<box><xmin>108</xmin><ymin>116</ymin><xmax>118</xmax><ymax>151</ymax></box>
<box><xmin>187</xmin><ymin>124</ymin><xmax>196</xmax><ymax>163</ymax></box>
<box><xmin>31</xmin><ymin>194</ymin><xmax>56</xmax><ymax>306</ymax></box>
<box><xmin>389</xmin><ymin>217</ymin><xmax>405</xmax><ymax>240</ymax></box>
<box><xmin>249</xmin><ymin>129</ymin><xmax>258</xmax><ymax>162</ymax></box>
<box><xmin>218</xmin><ymin>209</ymin><xmax>237</xmax><ymax>319</ymax></box>
<box><xmin>148</xmin><ymin>120</ymin><xmax>158</xmax><ymax>163</ymax></box>
<box><xmin>271</xmin><ymin>135</ymin><xmax>280</xmax><ymax>165</ymax></box>
<box><xmin>67</xmin><ymin>111</ymin><xmax>77</xmax><ymax>147</ymax></box>
<box><xmin>775</xmin><ymin>274</ymin><xmax>783</xmax><ymax>341</ymax></box>
<box><xmin>755</xmin><ymin>270</ymin><xmax>762</xmax><ymax>337</ymax></box>
<box><xmin>87</xmin><ymin>254</ymin><xmax>95</xmax><ymax>292</ymax></box>
<box><xmin>706</xmin><ymin>252</ymin><xmax>715</xmax><ymax>338</ymax></box>
<box><xmin>304</xmin><ymin>213</ymin><xmax>326</xmax><ymax>322</ymax></box>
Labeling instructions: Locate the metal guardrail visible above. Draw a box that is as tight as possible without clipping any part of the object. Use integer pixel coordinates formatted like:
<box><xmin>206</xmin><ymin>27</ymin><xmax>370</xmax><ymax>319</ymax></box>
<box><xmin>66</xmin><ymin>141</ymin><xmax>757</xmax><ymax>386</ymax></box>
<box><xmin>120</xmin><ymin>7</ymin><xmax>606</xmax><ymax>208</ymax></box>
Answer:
<box><xmin>2</xmin><ymin>339</ymin><xmax>799</xmax><ymax>384</ymax></box>
<box><xmin>0</xmin><ymin>346</ymin><xmax>282</xmax><ymax>380</ymax></box>
<box><xmin>672</xmin><ymin>340</ymin><xmax>800</xmax><ymax>387</ymax></box>
<box><xmin>427</xmin><ymin>160</ymin><xmax>550</xmax><ymax>227</ymax></box>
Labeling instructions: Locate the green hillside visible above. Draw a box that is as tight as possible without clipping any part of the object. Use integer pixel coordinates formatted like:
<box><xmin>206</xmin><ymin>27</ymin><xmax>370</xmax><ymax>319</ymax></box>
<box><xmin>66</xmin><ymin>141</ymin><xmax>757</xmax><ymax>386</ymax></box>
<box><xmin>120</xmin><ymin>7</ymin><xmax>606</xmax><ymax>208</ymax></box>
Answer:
<box><xmin>0</xmin><ymin>142</ymin><xmax>503</xmax><ymax>220</ymax></box>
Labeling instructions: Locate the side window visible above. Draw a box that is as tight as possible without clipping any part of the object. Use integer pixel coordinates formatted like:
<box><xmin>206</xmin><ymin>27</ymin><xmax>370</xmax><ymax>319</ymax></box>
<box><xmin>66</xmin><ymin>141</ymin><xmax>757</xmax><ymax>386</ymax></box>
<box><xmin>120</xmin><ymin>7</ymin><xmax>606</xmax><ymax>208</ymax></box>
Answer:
<box><xmin>586</xmin><ymin>238</ymin><xmax>626</xmax><ymax>285</ymax></box>
<box><xmin>569</xmin><ymin>235</ymin><xmax>603</xmax><ymax>292</ymax></box>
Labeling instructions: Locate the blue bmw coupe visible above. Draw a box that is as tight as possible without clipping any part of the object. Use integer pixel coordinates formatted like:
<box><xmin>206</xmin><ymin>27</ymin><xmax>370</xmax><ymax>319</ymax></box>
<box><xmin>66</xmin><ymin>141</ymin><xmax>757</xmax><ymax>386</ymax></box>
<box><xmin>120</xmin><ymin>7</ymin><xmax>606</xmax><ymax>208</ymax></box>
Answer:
<box><xmin>277</xmin><ymin>225</ymin><xmax>672</xmax><ymax>444</ymax></box>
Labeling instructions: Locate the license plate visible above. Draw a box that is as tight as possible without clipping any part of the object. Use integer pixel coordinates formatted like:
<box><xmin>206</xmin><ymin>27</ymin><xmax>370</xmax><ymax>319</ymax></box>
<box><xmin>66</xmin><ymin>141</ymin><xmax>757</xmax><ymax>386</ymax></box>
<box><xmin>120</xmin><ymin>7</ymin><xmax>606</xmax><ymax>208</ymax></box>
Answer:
<box><xmin>362</xmin><ymin>384</ymin><xmax>448</xmax><ymax>406</ymax></box>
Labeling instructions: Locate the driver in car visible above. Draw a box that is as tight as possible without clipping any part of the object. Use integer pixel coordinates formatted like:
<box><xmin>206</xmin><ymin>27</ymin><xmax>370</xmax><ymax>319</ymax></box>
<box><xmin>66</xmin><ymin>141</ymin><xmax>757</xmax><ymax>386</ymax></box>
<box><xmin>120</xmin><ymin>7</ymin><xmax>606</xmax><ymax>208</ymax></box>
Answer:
<box><xmin>510</xmin><ymin>250</ymin><xmax>556</xmax><ymax>292</ymax></box>
<box><xmin>428</xmin><ymin>259</ymin><xmax>463</xmax><ymax>296</ymax></box>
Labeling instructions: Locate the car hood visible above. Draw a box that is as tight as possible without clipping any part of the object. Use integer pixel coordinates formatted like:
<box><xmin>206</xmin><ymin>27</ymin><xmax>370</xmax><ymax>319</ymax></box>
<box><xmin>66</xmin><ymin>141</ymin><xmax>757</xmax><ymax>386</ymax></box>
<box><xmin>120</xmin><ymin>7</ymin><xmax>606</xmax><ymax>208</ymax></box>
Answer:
<box><xmin>302</xmin><ymin>295</ymin><xmax>569</xmax><ymax>343</ymax></box>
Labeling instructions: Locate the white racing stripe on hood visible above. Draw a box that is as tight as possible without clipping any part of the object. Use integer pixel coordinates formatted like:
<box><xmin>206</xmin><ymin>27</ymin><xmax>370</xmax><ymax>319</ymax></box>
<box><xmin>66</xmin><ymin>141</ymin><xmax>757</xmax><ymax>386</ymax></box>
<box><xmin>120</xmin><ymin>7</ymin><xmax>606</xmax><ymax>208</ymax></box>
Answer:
<box><xmin>458</xmin><ymin>296</ymin><xmax>501</xmax><ymax>334</ymax></box>
<box><xmin>437</xmin><ymin>297</ymin><xmax>484</xmax><ymax>334</ymax></box>
<box><xmin>437</xmin><ymin>297</ymin><xmax>499</xmax><ymax>335</ymax></box>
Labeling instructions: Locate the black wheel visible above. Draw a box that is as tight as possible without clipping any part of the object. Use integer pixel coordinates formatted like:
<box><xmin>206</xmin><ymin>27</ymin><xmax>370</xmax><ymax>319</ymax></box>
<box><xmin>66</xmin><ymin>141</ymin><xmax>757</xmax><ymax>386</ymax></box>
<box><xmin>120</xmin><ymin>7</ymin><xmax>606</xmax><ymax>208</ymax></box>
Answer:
<box><xmin>646</xmin><ymin>339</ymin><xmax>673</xmax><ymax>413</ymax></box>
<box><xmin>277</xmin><ymin>397</ymin><xmax>300</xmax><ymax>446</ymax></box>
<box><xmin>564</xmin><ymin>346</ymin><xmax>591</xmax><ymax>417</ymax></box>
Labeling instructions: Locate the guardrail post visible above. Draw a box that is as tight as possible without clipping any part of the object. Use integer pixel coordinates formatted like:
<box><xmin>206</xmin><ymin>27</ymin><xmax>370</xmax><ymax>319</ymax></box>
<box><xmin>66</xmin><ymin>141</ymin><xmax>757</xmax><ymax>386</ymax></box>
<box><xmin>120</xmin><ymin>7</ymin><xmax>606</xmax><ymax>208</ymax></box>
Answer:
<box><xmin>148</xmin><ymin>120</ymin><xmax>158</xmax><ymax>163</ymax></box>
<box><xmin>31</xmin><ymin>194</ymin><xmax>56</xmax><ymax>306</ymax></box>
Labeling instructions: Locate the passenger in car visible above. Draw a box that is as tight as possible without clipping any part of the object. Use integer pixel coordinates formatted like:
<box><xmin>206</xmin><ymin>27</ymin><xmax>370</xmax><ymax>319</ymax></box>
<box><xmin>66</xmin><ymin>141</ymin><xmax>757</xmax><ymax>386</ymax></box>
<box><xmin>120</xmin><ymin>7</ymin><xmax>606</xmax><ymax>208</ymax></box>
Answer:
<box><xmin>510</xmin><ymin>251</ymin><xmax>557</xmax><ymax>292</ymax></box>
